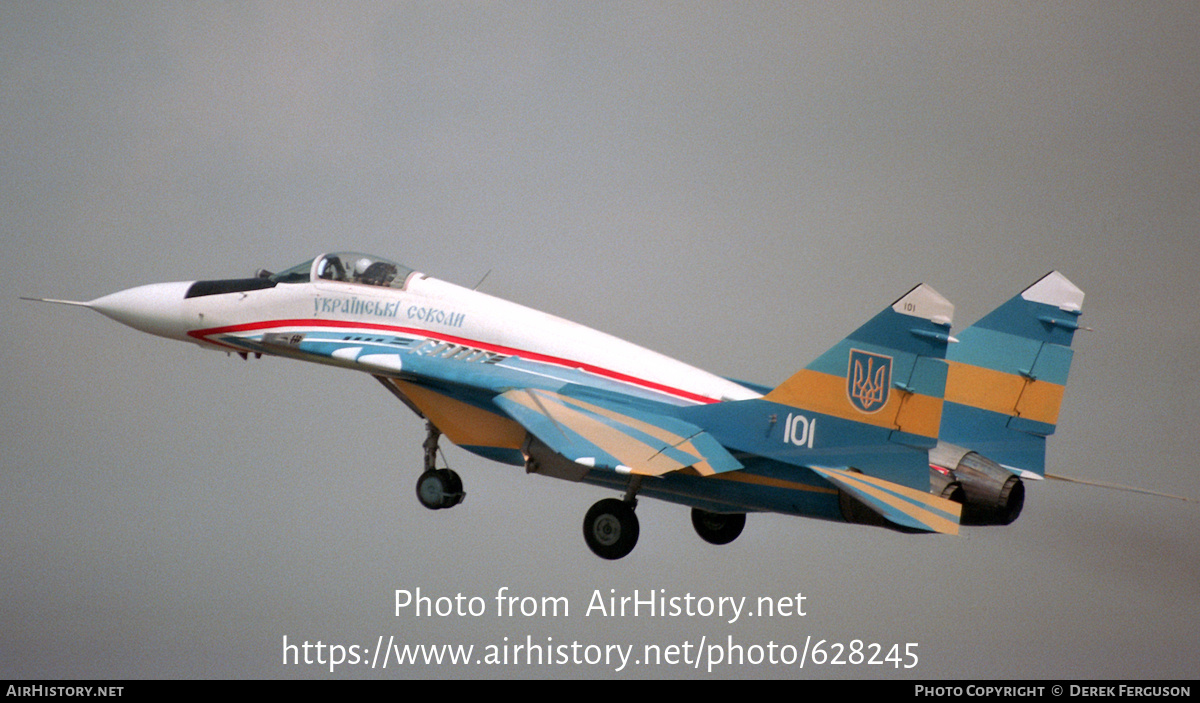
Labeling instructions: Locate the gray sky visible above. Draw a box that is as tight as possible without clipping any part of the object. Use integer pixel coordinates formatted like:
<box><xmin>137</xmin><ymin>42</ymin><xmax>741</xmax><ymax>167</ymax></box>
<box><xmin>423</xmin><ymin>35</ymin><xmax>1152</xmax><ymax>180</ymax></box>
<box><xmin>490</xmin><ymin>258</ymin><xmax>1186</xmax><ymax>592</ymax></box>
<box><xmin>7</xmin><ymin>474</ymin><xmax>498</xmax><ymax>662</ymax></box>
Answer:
<box><xmin>3</xmin><ymin>2</ymin><xmax>1198</xmax><ymax>679</ymax></box>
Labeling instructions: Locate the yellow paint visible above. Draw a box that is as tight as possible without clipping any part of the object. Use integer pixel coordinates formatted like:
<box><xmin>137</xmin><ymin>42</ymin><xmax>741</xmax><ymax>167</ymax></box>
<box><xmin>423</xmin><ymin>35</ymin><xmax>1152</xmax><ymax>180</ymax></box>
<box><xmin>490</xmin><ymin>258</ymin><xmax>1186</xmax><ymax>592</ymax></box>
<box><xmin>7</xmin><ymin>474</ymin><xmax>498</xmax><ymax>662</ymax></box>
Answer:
<box><xmin>506</xmin><ymin>390</ymin><xmax>694</xmax><ymax>474</ymax></box>
<box><xmin>387</xmin><ymin>379</ymin><xmax>526</xmax><ymax>449</ymax></box>
<box><xmin>764</xmin><ymin>369</ymin><xmax>942</xmax><ymax>438</ymax></box>
<box><xmin>714</xmin><ymin>471</ymin><xmax>838</xmax><ymax>495</ymax></box>
<box><xmin>553</xmin><ymin>393</ymin><xmax>722</xmax><ymax>475</ymax></box>
<box><xmin>945</xmin><ymin>361</ymin><xmax>1064</xmax><ymax>425</ymax></box>
<box><xmin>1013</xmin><ymin>377</ymin><xmax>1066</xmax><ymax>425</ymax></box>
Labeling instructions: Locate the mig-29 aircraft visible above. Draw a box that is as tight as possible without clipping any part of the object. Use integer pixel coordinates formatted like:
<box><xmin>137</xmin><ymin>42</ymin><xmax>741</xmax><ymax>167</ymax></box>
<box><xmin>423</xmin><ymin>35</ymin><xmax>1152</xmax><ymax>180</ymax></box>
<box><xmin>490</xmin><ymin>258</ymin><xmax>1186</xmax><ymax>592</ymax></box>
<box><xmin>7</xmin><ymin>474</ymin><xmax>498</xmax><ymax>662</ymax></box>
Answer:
<box><xmin>25</xmin><ymin>253</ymin><xmax>1085</xmax><ymax>559</ymax></box>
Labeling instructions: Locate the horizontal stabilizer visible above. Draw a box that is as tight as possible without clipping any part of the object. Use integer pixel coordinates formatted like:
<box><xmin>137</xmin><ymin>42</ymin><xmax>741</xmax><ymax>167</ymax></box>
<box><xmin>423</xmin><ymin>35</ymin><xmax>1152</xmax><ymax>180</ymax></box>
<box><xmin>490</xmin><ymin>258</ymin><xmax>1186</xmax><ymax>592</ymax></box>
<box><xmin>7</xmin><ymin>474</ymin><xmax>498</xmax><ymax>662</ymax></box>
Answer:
<box><xmin>809</xmin><ymin>466</ymin><xmax>961</xmax><ymax>534</ymax></box>
<box><xmin>494</xmin><ymin>388</ymin><xmax>742</xmax><ymax>477</ymax></box>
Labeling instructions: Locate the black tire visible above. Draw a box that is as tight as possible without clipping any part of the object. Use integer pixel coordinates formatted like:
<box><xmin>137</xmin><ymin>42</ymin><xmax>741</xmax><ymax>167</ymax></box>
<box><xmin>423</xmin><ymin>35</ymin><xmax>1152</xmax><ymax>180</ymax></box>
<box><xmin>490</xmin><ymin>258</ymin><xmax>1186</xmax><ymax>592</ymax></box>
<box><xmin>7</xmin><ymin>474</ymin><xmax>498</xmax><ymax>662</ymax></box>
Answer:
<box><xmin>583</xmin><ymin>498</ymin><xmax>639</xmax><ymax>560</ymax></box>
<box><xmin>691</xmin><ymin>507</ymin><xmax>746</xmax><ymax>545</ymax></box>
<box><xmin>416</xmin><ymin>469</ymin><xmax>464</xmax><ymax>510</ymax></box>
<box><xmin>438</xmin><ymin>469</ymin><xmax>464</xmax><ymax>508</ymax></box>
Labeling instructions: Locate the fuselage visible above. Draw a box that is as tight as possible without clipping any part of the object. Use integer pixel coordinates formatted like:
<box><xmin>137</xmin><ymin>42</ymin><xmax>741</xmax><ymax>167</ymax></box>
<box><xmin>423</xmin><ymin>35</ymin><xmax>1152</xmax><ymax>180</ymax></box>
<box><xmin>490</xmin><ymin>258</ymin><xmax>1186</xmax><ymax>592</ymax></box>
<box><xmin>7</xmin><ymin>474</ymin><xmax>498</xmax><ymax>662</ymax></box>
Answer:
<box><xmin>86</xmin><ymin>254</ymin><xmax>761</xmax><ymax>466</ymax></box>
<box><xmin>177</xmin><ymin>265</ymin><xmax>760</xmax><ymax>405</ymax></box>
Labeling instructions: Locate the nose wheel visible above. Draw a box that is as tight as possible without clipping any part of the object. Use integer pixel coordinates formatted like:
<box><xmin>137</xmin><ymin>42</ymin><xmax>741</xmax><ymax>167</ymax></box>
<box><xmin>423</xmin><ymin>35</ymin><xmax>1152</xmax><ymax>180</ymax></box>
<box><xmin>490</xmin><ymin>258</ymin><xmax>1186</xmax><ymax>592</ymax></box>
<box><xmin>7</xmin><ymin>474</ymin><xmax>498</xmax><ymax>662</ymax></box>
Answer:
<box><xmin>416</xmin><ymin>468</ymin><xmax>464</xmax><ymax>510</ymax></box>
<box><xmin>415</xmin><ymin>422</ymin><xmax>464</xmax><ymax>510</ymax></box>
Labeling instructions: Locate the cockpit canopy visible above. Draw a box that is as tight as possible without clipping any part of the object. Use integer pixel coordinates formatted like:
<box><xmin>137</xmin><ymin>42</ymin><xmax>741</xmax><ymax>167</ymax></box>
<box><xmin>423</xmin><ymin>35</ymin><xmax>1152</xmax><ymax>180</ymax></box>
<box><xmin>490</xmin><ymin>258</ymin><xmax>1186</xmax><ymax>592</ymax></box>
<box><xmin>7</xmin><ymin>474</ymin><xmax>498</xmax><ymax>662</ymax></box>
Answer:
<box><xmin>270</xmin><ymin>252</ymin><xmax>416</xmax><ymax>290</ymax></box>
<box><xmin>185</xmin><ymin>252</ymin><xmax>417</xmax><ymax>300</ymax></box>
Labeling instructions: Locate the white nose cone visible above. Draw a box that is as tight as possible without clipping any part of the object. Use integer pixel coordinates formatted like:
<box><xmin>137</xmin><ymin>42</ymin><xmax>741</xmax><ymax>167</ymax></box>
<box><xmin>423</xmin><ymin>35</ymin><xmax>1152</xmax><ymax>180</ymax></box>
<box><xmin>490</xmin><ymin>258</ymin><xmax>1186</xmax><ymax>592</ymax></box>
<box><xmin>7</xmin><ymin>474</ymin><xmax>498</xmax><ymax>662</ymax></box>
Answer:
<box><xmin>88</xmin><ymin>281</ymin><xmax>195</xmax><ymax>341</ymax></box>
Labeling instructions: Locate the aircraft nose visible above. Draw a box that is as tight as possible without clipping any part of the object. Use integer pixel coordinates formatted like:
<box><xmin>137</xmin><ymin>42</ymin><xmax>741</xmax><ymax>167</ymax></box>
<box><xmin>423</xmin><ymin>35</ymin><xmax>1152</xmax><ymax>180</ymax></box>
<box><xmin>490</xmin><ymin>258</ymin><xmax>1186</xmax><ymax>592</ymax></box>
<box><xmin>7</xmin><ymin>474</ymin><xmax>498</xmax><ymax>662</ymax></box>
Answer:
<box><xmin>88</xmin><ymin>281</ymin><xmax>195</xmax><ymax>341</ymax></box>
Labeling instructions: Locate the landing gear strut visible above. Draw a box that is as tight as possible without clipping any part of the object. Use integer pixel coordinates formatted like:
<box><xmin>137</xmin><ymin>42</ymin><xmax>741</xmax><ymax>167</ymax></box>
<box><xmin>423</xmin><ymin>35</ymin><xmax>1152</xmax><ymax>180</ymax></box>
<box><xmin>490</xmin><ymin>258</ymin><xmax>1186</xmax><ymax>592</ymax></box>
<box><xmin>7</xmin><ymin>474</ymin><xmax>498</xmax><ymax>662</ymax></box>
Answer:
<box><xmin>415</xmin><ymin>421</ymin><xmax>464</xmax><ymax>510</ymax></box>
<box><xmin>582</xmin><ymin>477</ymin><xmax>641</xmax><ymax>560</ymax></box>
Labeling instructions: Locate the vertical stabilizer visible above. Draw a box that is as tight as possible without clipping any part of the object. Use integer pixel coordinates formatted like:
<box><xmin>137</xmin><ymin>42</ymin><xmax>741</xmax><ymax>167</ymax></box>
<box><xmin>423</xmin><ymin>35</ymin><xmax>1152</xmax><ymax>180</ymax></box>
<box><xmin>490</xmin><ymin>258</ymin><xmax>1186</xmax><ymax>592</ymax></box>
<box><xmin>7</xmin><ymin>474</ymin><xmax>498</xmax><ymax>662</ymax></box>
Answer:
<box><xmin>942</xmin><ymin>271</ymin><xmax>1085</xmax><ymax>476</ymax></box>
<box><xmin>764</xmin><ymin>283</ymin><xmax>955</xmax><ymax>453</ymax></box>
<box><xmin>682</xmin><ymin>284</ymin><xmax>954</xmax><ymax>492</ymax></box>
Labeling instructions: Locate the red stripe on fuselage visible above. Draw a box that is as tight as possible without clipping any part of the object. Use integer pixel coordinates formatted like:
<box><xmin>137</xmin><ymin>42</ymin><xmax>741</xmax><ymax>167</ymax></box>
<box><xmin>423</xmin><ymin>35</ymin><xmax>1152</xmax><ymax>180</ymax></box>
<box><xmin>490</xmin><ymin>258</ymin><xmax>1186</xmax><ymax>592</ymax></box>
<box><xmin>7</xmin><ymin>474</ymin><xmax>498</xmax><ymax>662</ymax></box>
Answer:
<box><xmin>187</xmin><ymin>318</ymin><xmax>719</xmax><ymax>405</ymax></box>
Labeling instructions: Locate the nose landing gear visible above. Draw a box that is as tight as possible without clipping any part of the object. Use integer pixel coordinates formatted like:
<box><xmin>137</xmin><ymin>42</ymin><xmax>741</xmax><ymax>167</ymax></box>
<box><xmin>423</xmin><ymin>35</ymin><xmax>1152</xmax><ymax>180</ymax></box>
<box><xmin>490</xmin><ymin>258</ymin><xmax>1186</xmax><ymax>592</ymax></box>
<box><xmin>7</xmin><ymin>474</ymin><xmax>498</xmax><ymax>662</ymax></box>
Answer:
<box><xmin>415</xmin><ymin>422</ymin><xmax>464</xmax><ymax>510</ymax></box>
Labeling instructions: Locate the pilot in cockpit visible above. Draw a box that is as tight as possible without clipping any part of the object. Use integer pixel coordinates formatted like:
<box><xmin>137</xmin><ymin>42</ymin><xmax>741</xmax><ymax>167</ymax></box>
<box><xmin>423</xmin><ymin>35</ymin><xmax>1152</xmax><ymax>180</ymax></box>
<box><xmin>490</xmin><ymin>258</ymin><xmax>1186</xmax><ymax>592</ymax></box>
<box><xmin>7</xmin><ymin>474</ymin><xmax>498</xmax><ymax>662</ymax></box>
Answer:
<box><xmin>352</xmin><ymin>257</ymin><xmax>373</xmax><ymax>283</ymax></box>
<box><xmin>313</xmin><ymin>253</ymin><xmax>403</xmax><ymax>287</ymax></box>
<box><xmin>317</xmin><ymin>255</ymin><xmax>346</xmax><ymax>281</ymax></box>
<box><xmin>354</xmin><ymin>258</ymin><xmax>399</xmax><ymax>287</ymax></box>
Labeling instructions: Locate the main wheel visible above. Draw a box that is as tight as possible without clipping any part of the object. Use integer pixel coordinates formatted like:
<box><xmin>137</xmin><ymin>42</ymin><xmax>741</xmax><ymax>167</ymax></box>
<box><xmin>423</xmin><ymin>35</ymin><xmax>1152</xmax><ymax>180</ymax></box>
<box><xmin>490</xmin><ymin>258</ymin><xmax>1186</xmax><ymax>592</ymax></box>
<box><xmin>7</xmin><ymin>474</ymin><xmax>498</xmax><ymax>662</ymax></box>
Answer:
<box><xmin>691</xmin><ymin>507</ymin><xmax>746</xmax><ymax>545</ymax></box>
<box><xmin>583</xmin><ymin>498</ymin><xmax>639</xmax><ymax>560</ymax></box>
<box><xmin>416</xmin><ymin>469</ymin><xmax>464</xmax><ymax>510</ymax></box>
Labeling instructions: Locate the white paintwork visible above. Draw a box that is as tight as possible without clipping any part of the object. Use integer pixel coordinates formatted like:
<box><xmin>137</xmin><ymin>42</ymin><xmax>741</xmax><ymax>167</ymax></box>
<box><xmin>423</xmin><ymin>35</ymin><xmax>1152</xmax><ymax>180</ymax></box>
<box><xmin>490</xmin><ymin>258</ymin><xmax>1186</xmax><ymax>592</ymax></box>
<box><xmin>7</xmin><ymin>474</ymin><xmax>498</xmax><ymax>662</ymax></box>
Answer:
<box><xmin>74</xmin><ymin>262</ymin><xmax>761</xmax><ymax>404</ymax></box>
<box><xmin>88</xmin><ymin>282</ymin><xmax>196</xmax><ymax>341</ymax></box>
<box><xmin>401</xmin><ymin>275</ymin><xmax>760</xmax><ymax>403</ymax></box>
<box><xmin>892</xmin><ymin>283</ymin><xmax>955</xmax><ymax>327</ymax></box>
<box><xmin>1021</xmin><ymin>271</ymin><xmax>1084</xmax><ymax>312</ymax></box>
<box><xmin>356</xmin><ymin>353</ymin><xmax>404</xmax><ymax>373</ymax></box>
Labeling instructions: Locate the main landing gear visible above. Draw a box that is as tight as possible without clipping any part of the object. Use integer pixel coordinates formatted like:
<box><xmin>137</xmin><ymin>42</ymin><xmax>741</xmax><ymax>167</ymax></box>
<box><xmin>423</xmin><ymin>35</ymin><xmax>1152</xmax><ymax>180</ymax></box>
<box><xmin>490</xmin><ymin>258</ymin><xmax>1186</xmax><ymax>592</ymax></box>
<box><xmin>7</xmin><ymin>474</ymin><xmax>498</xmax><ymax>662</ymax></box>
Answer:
<box><xmin>411</xmin><ymin>423</ymin><xmax>746</xmax><ymax>558</ymax></box>
<box><xmin>581</xmin><ymin>478</ymin><xmax>752</xmax><ymax>559</ymax></box>
<box><xmin>583</xmin><ymin>498</ymin><xmax>640</xmax><ymax>560</ymax></box>
<box><xmin>415</xmin><ymin>422</ymin><xmax>464</xmax><ymax>510</ymax></box>
<box><xmin>582</xmin><ymin>477</ymin><xmax>642</xmax><ymax>560</ymax></box>
<box><xmin>690</xmin><ymin>507</ymin><xmax>746</xmax><ymax>545</ymax></box>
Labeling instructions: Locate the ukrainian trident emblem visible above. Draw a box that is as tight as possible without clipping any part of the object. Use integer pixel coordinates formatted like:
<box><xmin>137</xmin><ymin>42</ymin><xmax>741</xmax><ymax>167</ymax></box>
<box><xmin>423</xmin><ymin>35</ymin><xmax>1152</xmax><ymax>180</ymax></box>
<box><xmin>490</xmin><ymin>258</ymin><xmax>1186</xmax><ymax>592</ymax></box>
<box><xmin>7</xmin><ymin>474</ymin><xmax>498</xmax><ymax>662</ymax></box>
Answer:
<box><xmin>847</xmin><ymin>349</ymin><xmax>892</xmax><ymax>413</ymax></box>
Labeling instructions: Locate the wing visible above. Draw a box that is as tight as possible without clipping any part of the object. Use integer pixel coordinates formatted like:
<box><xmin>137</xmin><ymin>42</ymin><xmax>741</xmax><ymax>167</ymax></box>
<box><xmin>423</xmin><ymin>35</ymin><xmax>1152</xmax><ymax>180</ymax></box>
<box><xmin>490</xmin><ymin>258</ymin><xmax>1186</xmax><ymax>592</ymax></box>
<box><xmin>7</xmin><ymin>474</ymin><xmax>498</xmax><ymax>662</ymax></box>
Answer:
<box><xmin>493</xmin><ymin>388</ymin><xmax>743</xmax><ymax>477</ymax></box>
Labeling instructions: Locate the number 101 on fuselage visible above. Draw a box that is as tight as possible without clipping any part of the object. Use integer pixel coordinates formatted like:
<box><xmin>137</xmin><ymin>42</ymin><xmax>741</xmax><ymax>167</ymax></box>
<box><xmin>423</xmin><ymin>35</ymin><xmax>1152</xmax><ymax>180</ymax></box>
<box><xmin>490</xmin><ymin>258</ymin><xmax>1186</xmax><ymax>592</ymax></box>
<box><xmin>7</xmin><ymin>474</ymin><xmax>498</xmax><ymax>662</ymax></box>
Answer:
<box><xmin>783</xmin><ymin>413</ymin><xmax>817</xmax><ymax>448</ymax></box>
